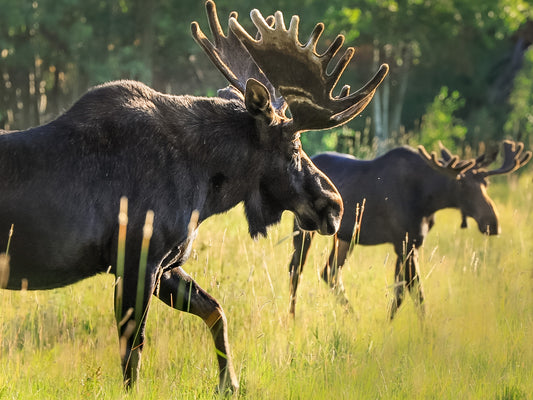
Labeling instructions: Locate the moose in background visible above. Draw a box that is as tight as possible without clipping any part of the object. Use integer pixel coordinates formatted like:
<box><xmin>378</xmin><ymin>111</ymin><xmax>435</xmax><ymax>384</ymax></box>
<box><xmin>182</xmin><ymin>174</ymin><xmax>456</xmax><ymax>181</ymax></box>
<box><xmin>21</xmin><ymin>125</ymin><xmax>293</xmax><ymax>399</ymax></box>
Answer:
<box><xmin>0</xmin><ymin>0</ymin><xmax>388</xmax><ymax>393</ymax></box>
<box><xmin>288</xmin><ymin>140</ymin><xmax>531</xmax><ymax>320</ymax></box>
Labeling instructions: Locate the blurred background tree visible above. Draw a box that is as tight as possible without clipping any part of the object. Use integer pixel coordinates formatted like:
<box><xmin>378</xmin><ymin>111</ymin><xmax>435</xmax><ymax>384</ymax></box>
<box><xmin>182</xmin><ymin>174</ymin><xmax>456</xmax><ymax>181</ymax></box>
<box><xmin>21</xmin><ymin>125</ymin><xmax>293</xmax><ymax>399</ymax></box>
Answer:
<box><xmin>504</xmin><ymin>46</ymin><xmax>533</xmax><ymax>145</ymax></box>
<box><xmin>0</xmin><ymin>0</ymin><xmax>531</xmax><ymax>157</ymax></box>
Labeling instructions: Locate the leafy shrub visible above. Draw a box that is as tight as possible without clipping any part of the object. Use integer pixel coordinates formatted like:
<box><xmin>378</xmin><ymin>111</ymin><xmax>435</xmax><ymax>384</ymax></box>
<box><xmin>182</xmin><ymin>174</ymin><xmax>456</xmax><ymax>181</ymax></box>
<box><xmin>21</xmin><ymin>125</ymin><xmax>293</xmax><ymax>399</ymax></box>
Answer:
<box><xmin>418</xmin><ymin>86</ymin><xmax>468</xmax><ymax>152</ymax></box>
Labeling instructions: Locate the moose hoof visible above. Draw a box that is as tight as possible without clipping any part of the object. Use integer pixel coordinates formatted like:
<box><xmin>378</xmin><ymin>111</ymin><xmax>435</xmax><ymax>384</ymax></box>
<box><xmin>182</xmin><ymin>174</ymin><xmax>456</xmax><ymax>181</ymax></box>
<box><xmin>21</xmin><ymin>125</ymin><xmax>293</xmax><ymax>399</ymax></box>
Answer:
<box><xmin>215</xmin><ymin>382</ymin><xmax>239</xmax><ymax>397</ymax></box>
<box><xmin>342</xmin><ymin>301</ymin><xmax>354</xmax><ymax>314</ymax></box>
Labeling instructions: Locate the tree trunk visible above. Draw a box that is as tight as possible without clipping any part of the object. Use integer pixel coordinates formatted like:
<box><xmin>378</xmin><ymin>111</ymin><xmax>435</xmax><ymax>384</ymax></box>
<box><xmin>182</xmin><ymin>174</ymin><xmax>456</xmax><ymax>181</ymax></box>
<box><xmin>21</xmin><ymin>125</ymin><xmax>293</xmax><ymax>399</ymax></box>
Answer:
<box><xmin>390</xmin><ymin>44</ymin><xmax>412</xmax><ymax>136</ymax></box>
<box><xmin>372</xmin><ymin>42</ymin><xmax>388</xmax><ymax>154</ymax></box>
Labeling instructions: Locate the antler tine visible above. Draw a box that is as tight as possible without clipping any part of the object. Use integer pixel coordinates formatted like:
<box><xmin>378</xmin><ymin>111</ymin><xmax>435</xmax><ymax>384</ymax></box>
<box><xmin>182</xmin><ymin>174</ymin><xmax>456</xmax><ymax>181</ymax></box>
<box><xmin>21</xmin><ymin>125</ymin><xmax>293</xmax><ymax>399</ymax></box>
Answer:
<box><xmin>229</xmin><ymin>8</ymin><xmax>389</xmax><ymax>133</ymax></box>
<box><xmin>305</xmin><ymin>22</ymin><xmax>325</xmax><ymax>52</ymax></box>
<box><xmin>327</xmin><ymin>44</ymin><xmax>354</xmax><ymax>91</ymax></box>
<box><xmin>418</xmin><ymin>145</ymin><xmax>475</xmax><ymax>178</ymax></box>
<box><xmin>519</xmin><ymin>147</ymin><xmax>533</xmax><ymax>166</ymax></box>
<box><xmin>191</xmin><ymin>1</ymin><xmax>285</xmax><ymax>110</ymax></box>
<box><xmin>191</xmin><ymin>2</ymin><xmax>239</xmax><ymax>88</ymax></box>
<box><xmin>483</xmin><ymin>140</ymin><xmax>532</xmax><ymax>177</ymax></box>
<box><xmin>323</xmin><ymin>35</ymin><xmax>347</xmax><ymax>67</ymax></box>
<box><xmin>473</xmin><ymin>145</ymin><xmax>499</xmax><ymax>169</ymax></box>
<box><xmin>438</xmin><ymin>141</ymin><xmax>454</xmax><ymax>162</ymax></box>
<box><xmin>258</xmin><ymin>15</ymin><xmax>275</xmax><ymax>39</ymax></box>
<box><xmin>338</xmin><ymin>85</ymin><xmax>351</xmax><ymax>98</ymax></box>
<box><xmin>275</xmin><ymin>10</ymin><xmax>287</xmax><ymax>32</ymax></box>
<box><xmin>511</xmin><ymin>141</ymin><xmax>533</xmax><ymax>167</ymax></box>
<box><xmin>205</xmin><ymin>1</ymin><xmax>232</xmax><ymax>48</ymax></box>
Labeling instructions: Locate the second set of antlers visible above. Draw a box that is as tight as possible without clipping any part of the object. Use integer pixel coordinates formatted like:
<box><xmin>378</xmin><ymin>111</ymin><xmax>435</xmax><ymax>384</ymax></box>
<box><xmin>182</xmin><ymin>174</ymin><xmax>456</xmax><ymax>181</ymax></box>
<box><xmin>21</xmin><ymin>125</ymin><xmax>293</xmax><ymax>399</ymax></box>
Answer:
<box><xmin>419</xmin><ymin>140</ymin><xmax>532</xmax><ymax>178</ymax></box>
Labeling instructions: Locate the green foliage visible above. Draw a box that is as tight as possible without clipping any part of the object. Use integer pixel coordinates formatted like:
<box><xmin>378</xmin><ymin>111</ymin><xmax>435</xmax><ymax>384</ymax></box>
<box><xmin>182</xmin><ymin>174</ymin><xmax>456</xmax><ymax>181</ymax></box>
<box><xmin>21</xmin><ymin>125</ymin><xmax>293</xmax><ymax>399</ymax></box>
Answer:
<box><xmin>301</xmin><ymin>130</ymin><xmax>338</xmax><ymax>156</ymax></box>
<box><xmin>0</xmin><ymin>0</ymin><xmax>531</xmax><ymax>152</ymax></box>
<box><xmin>504</xmin><ymin>48</ymin><xmax>533</xmax><ymax>146</ymax></box>
<box><xmin>418</xmin><ymin>87</ymin><xmax>468</xmax><ymax>151</ymax></box>
<box><xmin>322</xmin><ymin>0</ymin><xmax>531</xmax><ymax>150</ymax></box>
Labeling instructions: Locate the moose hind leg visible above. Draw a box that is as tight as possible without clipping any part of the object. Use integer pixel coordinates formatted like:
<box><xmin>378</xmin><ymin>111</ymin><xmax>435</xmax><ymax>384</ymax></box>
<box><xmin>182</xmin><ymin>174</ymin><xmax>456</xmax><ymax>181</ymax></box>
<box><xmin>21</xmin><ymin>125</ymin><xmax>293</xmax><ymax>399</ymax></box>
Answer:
<box><xmin>405</xmin><ymin>248</ymin><xmax>425</xmax><ymax>317</ymax></box>
<box><xmin>321</xmin><ymin>238</ymin><xmax>353</xmax><ymax>312</ymax></box>
<box><xmin>389</xmin><ymin>255</ymin><xmax>406</xmax><ymax>320</ymax></box>
<box><xmin>389</xmin><ymin>248</ymin><xmax>425</xmax><ymax>320</ymax></box>
<box><xmin>288</xmin><ymin>229</ymin><xmax>314</xmax><ymax>317</ymax></box>
<box><xmin>155</xmin><ymin>266</ymin><xmax>239</xmax><ymax>394</ymax></box>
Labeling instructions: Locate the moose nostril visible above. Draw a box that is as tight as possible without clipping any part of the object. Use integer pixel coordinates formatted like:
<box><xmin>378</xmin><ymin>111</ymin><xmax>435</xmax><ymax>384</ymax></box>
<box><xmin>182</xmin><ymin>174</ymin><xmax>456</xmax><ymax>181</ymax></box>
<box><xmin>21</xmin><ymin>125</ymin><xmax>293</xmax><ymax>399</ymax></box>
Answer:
<box><xmin>319</xmin><ymin>216</ymin><xmax>339</xmax><ymax>235</ymax></box>
<box><xmin>320</xmin><ymin>205</ymin><xmax>342</xmax><ymax>235</ymax></box>
<box><xmin>482</xmin><ymin>223</ymin><xmax>500</xmax><ymax>236</ymax></box>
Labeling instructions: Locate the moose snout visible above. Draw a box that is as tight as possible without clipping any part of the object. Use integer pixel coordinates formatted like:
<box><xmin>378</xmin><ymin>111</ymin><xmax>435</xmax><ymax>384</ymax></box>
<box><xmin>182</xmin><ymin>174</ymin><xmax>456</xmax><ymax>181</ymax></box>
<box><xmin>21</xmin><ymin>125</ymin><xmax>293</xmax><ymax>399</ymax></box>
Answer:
<box><xmin>295</xmin><ymin>158</ymin><xmax>344</xmax><ymax>235</ymax></box>
<box><xmin>478</xmin><ymin>219</ymin><xmax>500</xmax><ymax>236</ymax></box>
<box><xmin>473</xmin><ymin>205</ymin><xmax>500</xmax><ymax>235</ymax></box>
<box><xmin>317</xmin><ymin>196</ymin><xmax>343</xmax><ymax>235</ymax></box>
<box><xmin>310</xmin><ymin>191</ymin><xmax>343</xmax><ymax>235</ymax></box>
<box><xmin>472</xmin><ymin>211</ymin><xmax>500</xmax><ymax>235</ymax></box>
<box><xmin>293</xmin><ymin>193</ymin><xmax>343</xmax><ymax>235</ymax></box>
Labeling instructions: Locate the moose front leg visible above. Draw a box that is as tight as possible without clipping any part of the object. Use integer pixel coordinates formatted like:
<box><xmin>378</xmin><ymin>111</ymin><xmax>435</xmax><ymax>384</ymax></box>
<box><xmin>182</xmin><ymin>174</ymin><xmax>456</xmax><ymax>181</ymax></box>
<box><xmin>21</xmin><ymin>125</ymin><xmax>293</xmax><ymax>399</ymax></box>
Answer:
<box><xmin>114</xmin><ymin>267</ymin><xmax>158</xmax><ymax>388</ymax></box>
<box><xmin>389</xmin><ymin>246</ymin><xmax>425</xmax><ymax>320</ymax></box>
<box><xmin>155</xmin><ymin>266</ymin><xmax>239</xmax><ymax>394</ymax></box>
<box><xmin>321</xmin><ymin>237</ymin><xmax>353</xmax><ymax>312</ymax></box>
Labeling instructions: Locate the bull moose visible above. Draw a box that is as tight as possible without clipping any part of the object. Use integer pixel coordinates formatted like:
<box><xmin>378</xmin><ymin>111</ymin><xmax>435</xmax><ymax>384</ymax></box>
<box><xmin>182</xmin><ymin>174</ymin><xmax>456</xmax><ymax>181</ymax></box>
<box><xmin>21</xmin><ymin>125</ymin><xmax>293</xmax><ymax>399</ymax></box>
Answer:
<box><xmin>0</xmin><ymin>0</ymin><xmax>389</xmax><ymax>393</ymax></box>
<box><xmin>288</xmin><ymin>141</ymin><xmax>531</xmax><ymax>320</ymax></box>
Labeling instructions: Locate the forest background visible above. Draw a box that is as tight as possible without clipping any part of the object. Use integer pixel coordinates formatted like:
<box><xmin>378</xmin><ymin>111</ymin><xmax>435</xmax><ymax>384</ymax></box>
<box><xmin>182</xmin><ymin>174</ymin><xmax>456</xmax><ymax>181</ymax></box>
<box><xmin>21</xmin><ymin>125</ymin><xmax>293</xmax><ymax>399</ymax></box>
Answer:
<box><xmin>0</xmin><ymin>0</ymin><xmax>532</xmax><ymax>157</ymax></box>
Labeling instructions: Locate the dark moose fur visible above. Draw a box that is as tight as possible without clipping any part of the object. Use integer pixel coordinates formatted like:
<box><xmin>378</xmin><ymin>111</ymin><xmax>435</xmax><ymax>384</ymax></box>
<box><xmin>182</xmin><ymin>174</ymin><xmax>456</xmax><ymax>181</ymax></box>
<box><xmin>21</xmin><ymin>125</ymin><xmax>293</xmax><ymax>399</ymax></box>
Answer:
<box><xmin>288</xmin><ymin>144</ymin><xmax>530</xmax><ymax>320</ymax></box>
<box><xmin>0</xmin><ymin>0</ymin><xmax>391</xmax><ymax>393</ymax></box>
<box><xmin>0</xmin><ymin>78</ymin><xmax>343</xmax><ymax>389</ymax></box>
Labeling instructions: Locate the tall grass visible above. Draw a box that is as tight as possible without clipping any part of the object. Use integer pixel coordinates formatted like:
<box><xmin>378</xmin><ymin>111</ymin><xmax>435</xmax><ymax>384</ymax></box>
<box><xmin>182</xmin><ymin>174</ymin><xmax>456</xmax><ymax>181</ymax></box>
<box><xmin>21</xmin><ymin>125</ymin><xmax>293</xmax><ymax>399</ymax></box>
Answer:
<box><xmin>0</xmin><ymin>173</ymin><xmax>531</xmax><ymax>399</ymax></box>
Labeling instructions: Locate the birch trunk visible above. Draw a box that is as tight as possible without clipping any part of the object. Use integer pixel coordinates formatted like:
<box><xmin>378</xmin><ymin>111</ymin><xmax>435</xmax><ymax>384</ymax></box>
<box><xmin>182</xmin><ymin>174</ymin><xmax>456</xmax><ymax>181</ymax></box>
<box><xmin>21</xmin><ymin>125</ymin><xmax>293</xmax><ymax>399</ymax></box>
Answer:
<box><xmin>373</xmin><ymin>44</ymin><xmax>388</xmax><ymax>155</ymax></box>
<box><xmin>390</xmin><ymin>46</ymin><xmax>412</xmax><ymax>136</ymax></box>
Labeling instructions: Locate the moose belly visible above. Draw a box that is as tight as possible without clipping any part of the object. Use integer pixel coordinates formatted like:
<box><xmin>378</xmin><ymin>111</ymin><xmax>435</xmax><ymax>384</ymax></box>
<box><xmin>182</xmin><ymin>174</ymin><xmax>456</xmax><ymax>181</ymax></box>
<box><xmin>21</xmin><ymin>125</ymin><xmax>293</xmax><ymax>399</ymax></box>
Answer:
<box><xmin>0</xmin><ymin>219</ymin><xmax>108</xmax><ymax>290</ymax></box>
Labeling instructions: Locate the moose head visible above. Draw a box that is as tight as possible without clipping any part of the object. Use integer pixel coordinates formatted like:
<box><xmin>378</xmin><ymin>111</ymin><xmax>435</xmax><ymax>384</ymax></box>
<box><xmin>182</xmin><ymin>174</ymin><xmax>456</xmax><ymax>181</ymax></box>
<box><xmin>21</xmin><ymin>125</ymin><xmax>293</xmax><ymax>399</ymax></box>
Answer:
<box><xmin>191</xmin><ymin>1</ymin><xmax>389</xmax><ymax>237</ymax></box>
<box><xmin>419</xmin><ymin>140</ymin><xmax>531</xmax><ymax>235</ymax></box>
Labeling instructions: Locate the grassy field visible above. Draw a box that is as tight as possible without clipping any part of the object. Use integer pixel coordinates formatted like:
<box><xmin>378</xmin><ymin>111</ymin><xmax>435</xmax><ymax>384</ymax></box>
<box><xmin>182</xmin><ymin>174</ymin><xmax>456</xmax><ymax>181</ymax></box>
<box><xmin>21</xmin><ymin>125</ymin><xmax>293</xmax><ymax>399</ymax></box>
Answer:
<box><xmin>0</xmin><ymin>173</ymin><xmax>532</xmax><ymax>399</ymax></box>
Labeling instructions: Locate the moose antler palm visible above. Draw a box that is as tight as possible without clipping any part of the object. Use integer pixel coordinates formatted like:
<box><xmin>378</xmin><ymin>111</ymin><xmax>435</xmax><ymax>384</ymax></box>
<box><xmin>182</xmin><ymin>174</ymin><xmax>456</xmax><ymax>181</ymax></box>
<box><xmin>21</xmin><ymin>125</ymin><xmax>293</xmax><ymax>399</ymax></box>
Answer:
<box><xmin>192</xmin><ymin>0</ymin><xmax>389</xmax><ymax>132</ymax></box>
<box><xmin>191</xmin><ymin>1</ymin><xmax>285</xmax><ymax>109</ymax></box>
<box><xmin>429</xmin><ymin>140</ymin><xmax>532</xmax><ymax>178</ymax></box>
<box><xmin>479</xmin><ymin>140</ymin><xmax>532</xmax><ymax>177</ymax></box>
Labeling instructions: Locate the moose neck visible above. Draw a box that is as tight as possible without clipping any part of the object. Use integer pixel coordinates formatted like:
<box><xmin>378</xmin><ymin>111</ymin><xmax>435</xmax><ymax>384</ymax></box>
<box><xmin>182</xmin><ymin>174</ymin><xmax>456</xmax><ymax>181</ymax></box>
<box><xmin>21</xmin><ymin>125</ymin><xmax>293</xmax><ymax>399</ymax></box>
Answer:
<box><xmin>161</xmin><ymin>95</ymin><xmax>262</xmax><ymax>222</ymax></box>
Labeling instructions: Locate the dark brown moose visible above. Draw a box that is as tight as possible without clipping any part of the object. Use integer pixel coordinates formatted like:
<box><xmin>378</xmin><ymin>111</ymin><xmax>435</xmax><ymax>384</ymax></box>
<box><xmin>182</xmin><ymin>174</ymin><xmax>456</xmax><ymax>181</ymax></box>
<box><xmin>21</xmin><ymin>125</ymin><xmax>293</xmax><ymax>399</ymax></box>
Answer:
<box><xmin>288</xmin><ymin>141</ymin><xmax>531</xmax><ymax>320</ymax></box>
<box><xmin>0</xmin><ymin>0</ymin><xmax>388</xmax><ymax>393</ymax></box>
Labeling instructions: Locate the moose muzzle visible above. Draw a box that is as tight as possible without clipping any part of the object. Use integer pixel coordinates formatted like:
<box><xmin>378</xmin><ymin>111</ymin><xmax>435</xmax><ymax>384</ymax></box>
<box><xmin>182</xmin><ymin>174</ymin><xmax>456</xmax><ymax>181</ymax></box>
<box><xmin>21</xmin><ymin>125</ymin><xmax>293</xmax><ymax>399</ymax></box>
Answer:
<box><xmin>294</xmin><ymin>188</ymin><xmax>343</xmax><ymax>236</ymax></box>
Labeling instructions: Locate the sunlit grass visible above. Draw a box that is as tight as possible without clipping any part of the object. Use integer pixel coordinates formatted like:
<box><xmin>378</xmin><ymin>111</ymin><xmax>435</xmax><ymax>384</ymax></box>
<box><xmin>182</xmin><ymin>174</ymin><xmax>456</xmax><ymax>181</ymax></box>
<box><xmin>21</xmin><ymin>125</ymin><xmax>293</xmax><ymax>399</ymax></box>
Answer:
<box><xmin>0</xmin><ymin>173</ymin><xmax>531</xmax><ymax>398</ymax></box>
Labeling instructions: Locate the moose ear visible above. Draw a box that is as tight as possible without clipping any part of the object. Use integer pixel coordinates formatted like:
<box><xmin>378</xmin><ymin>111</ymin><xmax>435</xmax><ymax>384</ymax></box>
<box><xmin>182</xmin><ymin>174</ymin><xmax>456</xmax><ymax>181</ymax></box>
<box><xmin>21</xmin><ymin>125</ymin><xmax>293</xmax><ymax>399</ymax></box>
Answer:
<box><xmin>244</xmin><ymin>78</ymin><xmax>275</xmax><ymax>124</ymax></box>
